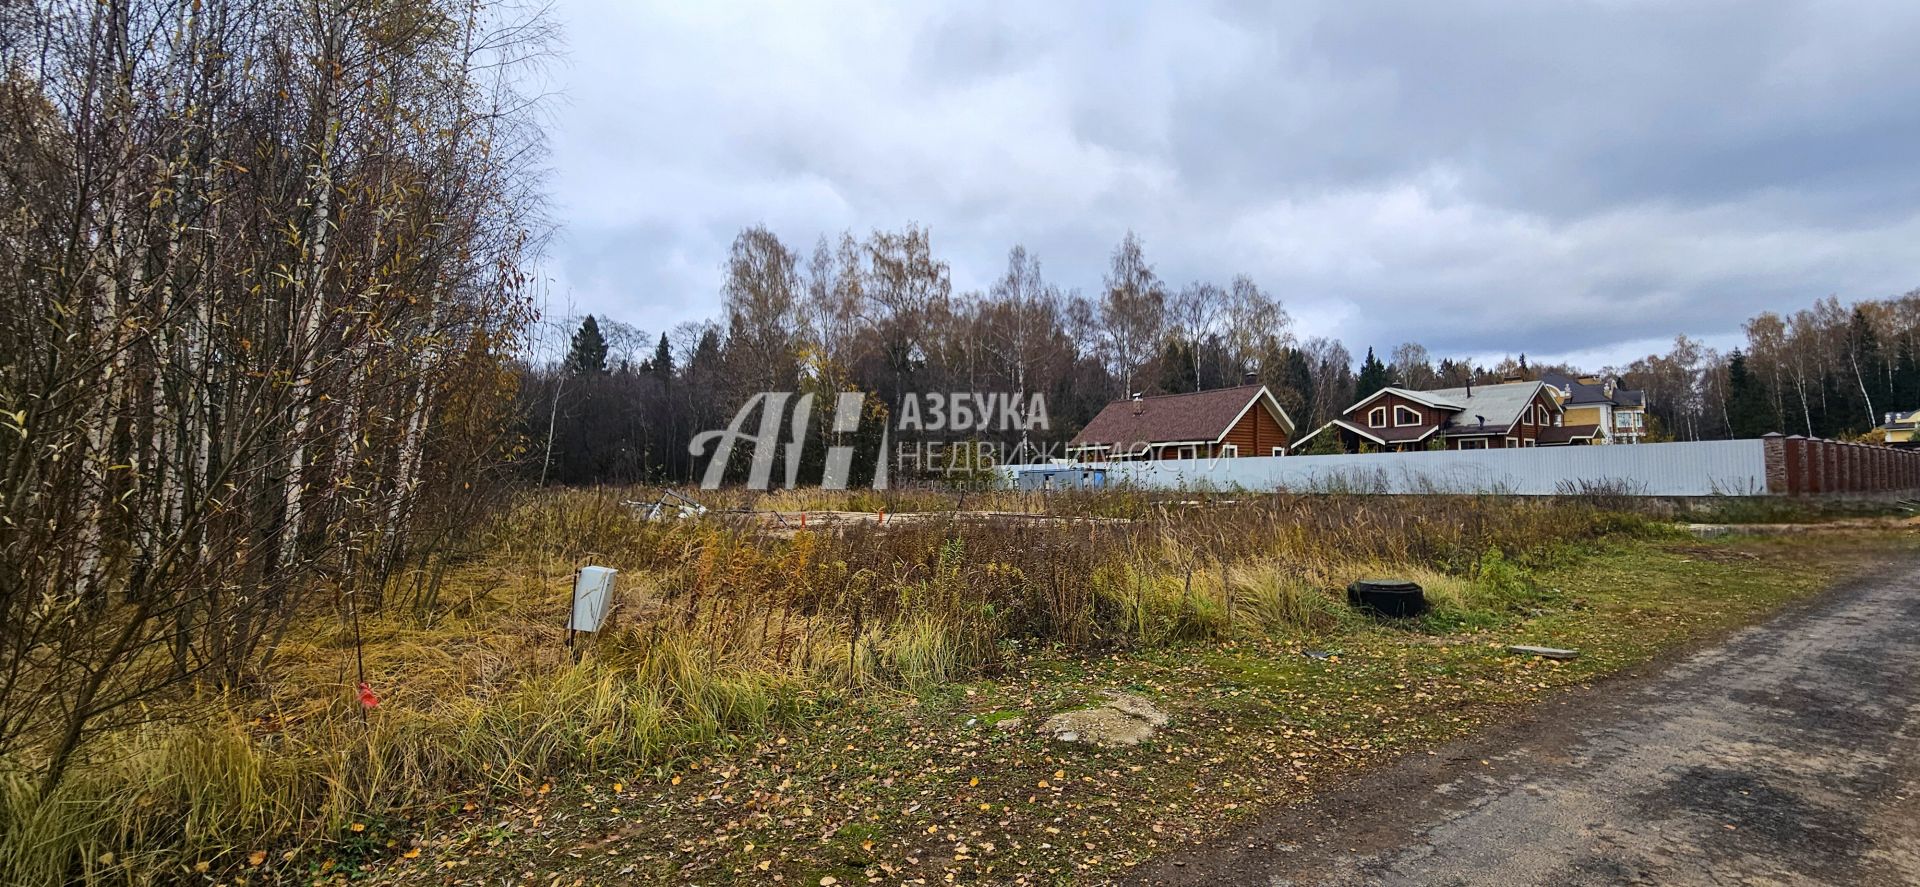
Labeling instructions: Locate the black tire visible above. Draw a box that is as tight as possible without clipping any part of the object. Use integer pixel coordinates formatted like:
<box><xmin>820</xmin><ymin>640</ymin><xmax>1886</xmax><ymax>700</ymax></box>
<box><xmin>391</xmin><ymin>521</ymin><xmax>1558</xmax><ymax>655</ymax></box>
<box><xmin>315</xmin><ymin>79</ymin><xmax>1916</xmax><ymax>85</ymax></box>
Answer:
<box><xmin>1347</xmin><ymin>579</ymin><xmax>1428</xmax><ymax>618</ymax></box>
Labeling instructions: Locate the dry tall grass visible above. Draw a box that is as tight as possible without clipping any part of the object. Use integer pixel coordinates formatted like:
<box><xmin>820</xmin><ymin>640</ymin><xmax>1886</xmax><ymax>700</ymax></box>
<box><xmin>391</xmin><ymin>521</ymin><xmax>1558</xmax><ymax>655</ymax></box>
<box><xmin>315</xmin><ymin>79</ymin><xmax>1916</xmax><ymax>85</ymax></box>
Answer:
<box><xmin>0</xmin><ymin>486</ymin><xmax>1662</xmax><ymax>884</ymax></box>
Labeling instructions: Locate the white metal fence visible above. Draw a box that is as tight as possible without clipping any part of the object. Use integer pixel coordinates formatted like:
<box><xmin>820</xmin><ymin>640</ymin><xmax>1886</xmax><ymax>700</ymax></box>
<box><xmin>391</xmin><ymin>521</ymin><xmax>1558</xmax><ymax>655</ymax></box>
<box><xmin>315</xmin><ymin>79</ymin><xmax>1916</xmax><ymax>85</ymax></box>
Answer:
<box><xmin>1010</xmin><ymin>440</ymin><xmax>1770</xmax><ymax>497</ymax></box>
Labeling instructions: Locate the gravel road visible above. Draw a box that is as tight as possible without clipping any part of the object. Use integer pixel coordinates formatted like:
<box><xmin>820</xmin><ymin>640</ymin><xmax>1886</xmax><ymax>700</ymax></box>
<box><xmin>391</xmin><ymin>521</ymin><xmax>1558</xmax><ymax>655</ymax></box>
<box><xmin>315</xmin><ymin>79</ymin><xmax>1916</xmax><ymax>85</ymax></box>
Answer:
<box><xmin>1131</xmin><ymin>558</ymin><xmax>1920</xmax><ymax>886</ymax></box>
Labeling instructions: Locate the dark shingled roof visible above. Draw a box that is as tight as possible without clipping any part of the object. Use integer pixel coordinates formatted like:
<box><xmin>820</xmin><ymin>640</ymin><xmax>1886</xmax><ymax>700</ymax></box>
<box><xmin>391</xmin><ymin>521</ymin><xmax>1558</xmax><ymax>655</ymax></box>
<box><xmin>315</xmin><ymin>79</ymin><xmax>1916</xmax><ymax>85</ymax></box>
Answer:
<box><xmin>1540</xmin><ymin>371</ymin><xmax>1646</xmax><ymax>409</ymax></box>
<box><xmin>1070</xmin><ymin>385</ymin><xmax>1284</xmax><ymax>451</ymax></box>
<box><xmin>1884</xmin><ymin>408</ymin><xmax>1920</xmax><ymax>430</ymax></box>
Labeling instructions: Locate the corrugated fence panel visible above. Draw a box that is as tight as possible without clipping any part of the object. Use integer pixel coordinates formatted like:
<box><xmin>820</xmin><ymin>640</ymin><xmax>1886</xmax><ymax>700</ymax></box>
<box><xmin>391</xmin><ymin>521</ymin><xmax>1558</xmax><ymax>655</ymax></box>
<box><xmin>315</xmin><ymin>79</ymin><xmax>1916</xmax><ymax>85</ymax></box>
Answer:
<box><xmin>1013</xmin><ymin>440</ymin><xmax>1770</xmax><ymax>496</ymax></box>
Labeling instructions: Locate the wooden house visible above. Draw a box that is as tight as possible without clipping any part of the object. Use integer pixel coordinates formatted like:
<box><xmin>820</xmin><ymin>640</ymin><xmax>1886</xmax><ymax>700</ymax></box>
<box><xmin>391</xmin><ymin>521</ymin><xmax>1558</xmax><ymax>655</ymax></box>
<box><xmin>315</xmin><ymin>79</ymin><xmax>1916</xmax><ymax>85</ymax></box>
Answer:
<box><xmin>1294</xmin><ymin>380</ymin><xmax>1601</xmax><ymax>453</ymax></box>
<box><xmin>1068</xmin><ymin>382</ymin><xmax>1296</xmax><ymax>462</ymax></box>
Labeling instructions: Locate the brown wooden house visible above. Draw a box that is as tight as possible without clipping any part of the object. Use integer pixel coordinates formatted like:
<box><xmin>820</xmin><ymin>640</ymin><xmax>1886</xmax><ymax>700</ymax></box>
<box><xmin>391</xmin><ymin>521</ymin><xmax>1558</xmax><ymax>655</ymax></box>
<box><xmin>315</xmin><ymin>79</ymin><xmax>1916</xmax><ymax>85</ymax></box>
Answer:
<box><xmin>1294</xmin><ymin>380</ymin><xmax>1600</xmax><ymax>453</ymax></box>
<box><xmin>1068</xmin><ymin>383</ymin><xmax>1296</xmax><ymax>462</ymax></box>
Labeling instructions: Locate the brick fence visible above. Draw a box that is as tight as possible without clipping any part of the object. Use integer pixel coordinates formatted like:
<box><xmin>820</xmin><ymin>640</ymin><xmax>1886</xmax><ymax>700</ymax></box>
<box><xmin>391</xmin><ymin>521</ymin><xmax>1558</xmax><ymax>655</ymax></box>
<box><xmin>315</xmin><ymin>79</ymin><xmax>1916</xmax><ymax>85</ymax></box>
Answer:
<box><xmin>1767</xmin><ymin>433</ymin><xmax>1920</xmax><ymax>495</ymax></box>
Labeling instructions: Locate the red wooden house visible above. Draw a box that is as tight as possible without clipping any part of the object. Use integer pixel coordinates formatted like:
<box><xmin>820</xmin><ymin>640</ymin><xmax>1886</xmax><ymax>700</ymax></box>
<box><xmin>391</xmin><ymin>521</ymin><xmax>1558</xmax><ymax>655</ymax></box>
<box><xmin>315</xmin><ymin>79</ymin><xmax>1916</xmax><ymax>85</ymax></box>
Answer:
<box><xmin>1294</xmin><ymin>380</ymin><xmax>1602</xmax><ymax>453</ymax></box>
<box><xmin>1068</xmin><ymin>382</ymin><xmax>1296</xmax><ymax>462</ymax></box>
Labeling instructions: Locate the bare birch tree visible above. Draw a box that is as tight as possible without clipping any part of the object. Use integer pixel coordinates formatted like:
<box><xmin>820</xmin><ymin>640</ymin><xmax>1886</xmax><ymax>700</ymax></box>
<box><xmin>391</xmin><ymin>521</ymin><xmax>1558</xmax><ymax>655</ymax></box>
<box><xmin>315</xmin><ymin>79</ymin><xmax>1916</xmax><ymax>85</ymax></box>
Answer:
<box><xmin>0</xmin><ymin>0</ymin><xmax>550</xmax><ymax>794</ymax></box>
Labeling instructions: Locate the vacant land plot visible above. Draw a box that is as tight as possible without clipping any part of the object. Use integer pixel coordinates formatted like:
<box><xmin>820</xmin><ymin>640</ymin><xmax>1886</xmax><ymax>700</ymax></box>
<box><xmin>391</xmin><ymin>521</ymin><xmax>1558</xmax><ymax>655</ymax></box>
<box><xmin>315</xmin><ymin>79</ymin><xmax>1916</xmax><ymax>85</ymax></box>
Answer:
<box><xmin>4</xmin><ymin>488</ymin><xmax>1910</xmax><ymax>886</ymax></box>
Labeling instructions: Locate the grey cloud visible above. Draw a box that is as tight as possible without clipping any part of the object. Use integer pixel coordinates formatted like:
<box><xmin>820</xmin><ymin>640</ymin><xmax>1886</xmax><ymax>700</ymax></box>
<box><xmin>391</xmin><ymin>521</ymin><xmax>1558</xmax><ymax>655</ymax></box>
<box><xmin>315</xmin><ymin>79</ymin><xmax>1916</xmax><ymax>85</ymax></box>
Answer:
<box><xmin>543</xmin><ymin>0</ymin><xmax>1920</xmax><ymax>367</ymax></box>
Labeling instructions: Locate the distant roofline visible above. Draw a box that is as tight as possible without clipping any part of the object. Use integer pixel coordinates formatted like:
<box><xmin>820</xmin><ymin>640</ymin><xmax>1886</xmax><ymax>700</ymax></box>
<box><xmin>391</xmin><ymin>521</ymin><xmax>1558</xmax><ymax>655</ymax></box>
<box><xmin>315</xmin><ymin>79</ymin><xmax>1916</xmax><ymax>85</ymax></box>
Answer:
<box><xmin>1070</xmin><ymin>383</ymin><xmax>1295</xmax><ymax>447</ymax></box>
<box><xmin>1345</xmin><ymin>386</ymin><xmax>1466</xmax><ymax>416</ymax></box>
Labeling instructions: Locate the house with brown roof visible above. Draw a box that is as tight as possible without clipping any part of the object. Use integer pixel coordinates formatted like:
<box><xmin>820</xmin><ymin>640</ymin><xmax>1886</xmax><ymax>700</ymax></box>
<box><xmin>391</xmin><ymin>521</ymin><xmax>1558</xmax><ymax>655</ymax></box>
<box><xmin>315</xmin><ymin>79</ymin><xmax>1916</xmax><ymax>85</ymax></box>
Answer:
<box><xmin>1293</xmin><ymin>380</ymin><xmax>1600</xmax><ymax>454</ymax></box>
<box><xmin>1068</xmin><ymin>379</ymin><xmax>1296</xmax><ymax>462</ymax></box>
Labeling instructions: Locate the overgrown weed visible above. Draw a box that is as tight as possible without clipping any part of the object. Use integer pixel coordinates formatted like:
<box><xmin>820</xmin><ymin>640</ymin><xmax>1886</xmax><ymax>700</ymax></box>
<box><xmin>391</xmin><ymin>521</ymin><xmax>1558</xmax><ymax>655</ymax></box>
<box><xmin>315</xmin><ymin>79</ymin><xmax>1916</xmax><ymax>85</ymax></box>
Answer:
<box><xmin>3</xmin><ymin>486</ymin><xmax>1665</xmax><ymax>885</ymax></box>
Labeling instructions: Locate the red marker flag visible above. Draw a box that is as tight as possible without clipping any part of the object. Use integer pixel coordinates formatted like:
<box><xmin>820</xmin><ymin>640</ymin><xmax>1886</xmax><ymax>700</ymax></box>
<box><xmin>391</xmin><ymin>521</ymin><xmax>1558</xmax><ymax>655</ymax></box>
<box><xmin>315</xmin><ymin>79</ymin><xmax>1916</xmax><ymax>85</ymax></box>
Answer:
<box><xmin>357</xmin><ymin>681</ymin><xmax>380</xmax><ymax>708</ymax></box>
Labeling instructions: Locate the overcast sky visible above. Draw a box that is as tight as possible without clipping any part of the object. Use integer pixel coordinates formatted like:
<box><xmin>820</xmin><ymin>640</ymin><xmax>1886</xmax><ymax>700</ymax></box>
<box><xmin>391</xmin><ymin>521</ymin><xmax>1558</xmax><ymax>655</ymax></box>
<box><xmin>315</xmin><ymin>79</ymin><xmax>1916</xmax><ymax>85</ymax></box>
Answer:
<box><xmin>539</xmin><ymin>0</ymin><xmax>1920</xmax><ymax>369</ymax></box>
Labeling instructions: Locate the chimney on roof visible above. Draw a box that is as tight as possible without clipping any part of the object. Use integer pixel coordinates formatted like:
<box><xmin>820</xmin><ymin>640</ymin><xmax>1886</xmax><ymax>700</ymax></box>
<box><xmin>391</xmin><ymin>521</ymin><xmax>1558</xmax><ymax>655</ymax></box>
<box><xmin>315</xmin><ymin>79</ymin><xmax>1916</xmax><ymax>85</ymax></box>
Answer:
<box><xmin>1132</xmin><ymin>392</ymin><xmax>1144</xmax><ymax>416</ymax></box>
<box><xmin>1243</xmin><ymin>371</ymin><xmax>1257</xmax><ymax>386</ymax></box>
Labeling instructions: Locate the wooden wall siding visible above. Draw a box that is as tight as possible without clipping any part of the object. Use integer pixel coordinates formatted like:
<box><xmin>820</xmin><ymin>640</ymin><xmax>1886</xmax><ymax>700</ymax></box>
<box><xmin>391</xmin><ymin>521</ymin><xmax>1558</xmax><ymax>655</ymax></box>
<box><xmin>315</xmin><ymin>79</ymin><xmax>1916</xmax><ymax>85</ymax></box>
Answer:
<box><xmin>1350</xmin><ymin>392</ymin><xmax>1446</xmax><ymax>429</ymax></box>
<box><xmin>1221</xmin><ymin>402</ymin><xmax>1291</xmax><ymax>455</ymax></box>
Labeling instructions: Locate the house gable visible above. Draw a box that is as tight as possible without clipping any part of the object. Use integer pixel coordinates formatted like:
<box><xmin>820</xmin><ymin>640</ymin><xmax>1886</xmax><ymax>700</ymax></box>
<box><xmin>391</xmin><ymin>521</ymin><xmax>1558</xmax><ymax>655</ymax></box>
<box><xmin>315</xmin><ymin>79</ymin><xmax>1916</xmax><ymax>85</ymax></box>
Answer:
<box><xmin>1220</xmin><ymin>393</ymin><xmax>1294</xmax><ymax>455</ymax></box>
<box><xmin>1348</xmin><ymin>390</ymin><xmax>1455</xmax><ymax>432</ymax></box>
<box><xmin>1344</xmin><ymin>386</ymin><xmax>1465</xmax><ymax>418</ymax></box>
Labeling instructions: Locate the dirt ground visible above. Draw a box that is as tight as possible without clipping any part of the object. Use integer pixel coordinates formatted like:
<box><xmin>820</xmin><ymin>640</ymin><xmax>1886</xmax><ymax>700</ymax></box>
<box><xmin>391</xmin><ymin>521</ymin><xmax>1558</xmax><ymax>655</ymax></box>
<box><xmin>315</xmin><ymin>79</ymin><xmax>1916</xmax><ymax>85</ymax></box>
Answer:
<box><xmin>1129</xmin><ymin>555</ymin><xmax>1920</xmax><ymax>886</ymax></box>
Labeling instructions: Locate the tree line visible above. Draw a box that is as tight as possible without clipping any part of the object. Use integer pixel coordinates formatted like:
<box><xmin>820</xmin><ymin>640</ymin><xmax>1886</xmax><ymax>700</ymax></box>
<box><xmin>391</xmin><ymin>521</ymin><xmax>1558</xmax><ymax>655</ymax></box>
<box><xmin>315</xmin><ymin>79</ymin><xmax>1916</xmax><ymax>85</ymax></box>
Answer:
<box><xmin>530</xmin><ymin>223</ymin><xmax>1920</xmax><ymax>484</ymax></box>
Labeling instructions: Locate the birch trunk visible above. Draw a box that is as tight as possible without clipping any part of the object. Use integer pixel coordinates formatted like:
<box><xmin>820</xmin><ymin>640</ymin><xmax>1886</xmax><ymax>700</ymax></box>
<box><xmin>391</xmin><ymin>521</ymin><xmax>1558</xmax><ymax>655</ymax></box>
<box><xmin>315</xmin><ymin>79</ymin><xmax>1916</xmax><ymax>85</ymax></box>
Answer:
<box><xmin>277</xmin><ymin>83</ymin><xmax>340</xmax><ymax>569</ymax></box>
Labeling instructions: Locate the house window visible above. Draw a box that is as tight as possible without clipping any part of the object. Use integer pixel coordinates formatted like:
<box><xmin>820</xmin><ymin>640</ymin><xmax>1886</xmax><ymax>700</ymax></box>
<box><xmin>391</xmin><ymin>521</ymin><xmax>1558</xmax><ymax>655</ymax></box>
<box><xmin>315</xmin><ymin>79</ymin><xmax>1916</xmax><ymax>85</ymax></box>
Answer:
<box><xmin>1522</xmin><ymin>409</ymin><xmax>1533</xmax><ymax>427</ymax></box>
<box><xmin>1523</xmin><ymin>439</ymin><xmax>1537</xmax><ymax>448</ymax></box>
<box><xmin>1368</xmin><ymin>406</ymin><xmax>1387</xmax><ymax>428</ymax></box>
<box><xmin>1221</xmin><ymin>444</ymin><xmax>1238</xmax><ymax>458</ymax></box>
<box><xmin>1506</xmin><ymin>436</ymin><xmax>1519</xmax><ymax>448</ymax></box>
<box><xmin>1271</xmin><ymin>446</ymin><xmax>1285</xmax><ymax>456</ymax></box>
<box><xmin>1457</xmin><ymin>438</ymin><xmax>1488</xmax><ymax>450</ymax></box>
<box><xmin>1177</xmin><ymin>445</ymin><xmax>1197</xmax><ymax>460</ymax></box>
<box><xmin>1393</xmin><ymin>405</ymin><xmax>1422</xmax><ymax>427</ymax></box>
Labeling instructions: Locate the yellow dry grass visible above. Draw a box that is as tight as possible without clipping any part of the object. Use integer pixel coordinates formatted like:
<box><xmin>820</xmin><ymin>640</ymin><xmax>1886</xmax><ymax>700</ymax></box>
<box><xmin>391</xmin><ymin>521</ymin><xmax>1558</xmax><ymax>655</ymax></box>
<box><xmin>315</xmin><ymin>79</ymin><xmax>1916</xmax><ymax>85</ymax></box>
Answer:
<box><xmin>1</xmin><ymin>487</ymin><xmax>1659</xmax><ymax>885</ymax></box>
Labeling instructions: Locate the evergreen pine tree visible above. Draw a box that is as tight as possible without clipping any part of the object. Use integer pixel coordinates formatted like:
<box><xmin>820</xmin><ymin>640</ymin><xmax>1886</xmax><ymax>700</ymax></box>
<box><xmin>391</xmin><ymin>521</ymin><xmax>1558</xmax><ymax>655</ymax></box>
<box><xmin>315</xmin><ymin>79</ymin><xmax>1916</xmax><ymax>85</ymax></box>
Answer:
<box><xmin>1299</xmin><ymin>427</ymin><xmax>1346</xmax><ymax>455</ymax></box>
<box><xmin>1157</xmin><ymin>339</ymin><xmax>1197</xmax><ymax>393</ymax></box>
<box><xmin>1280</xmin><ymin>347</ymin><xmax>1315</xmax><ymax>425</ymax></box>
<box><xmin>1354</xmin><ymin>347</ymin><xmax>1392</xmax><ymax>399</ymax></box>
<box><xmin>566</xmin><ymin>315</ymin><xmax>610</xmax><ymax>375</ymax></box>
<box><xmin>1846</xmin><ymin>307</ymin><xmax>1889</xmax><ymax>430</ymax></box>
<box><xmin>648</xmin><ymin>332</ymin><xmax>675</xmax><ymax>382</ymax></box>
<box><xmin>1726</xmin><ymin>350</ymin><xmax>1774</xmax><ymax>438</ymax></box>
<box><xmin>1894</xmin><ymin>340</ymin><xmax>1919</xmax><ymax>410</ymax></box>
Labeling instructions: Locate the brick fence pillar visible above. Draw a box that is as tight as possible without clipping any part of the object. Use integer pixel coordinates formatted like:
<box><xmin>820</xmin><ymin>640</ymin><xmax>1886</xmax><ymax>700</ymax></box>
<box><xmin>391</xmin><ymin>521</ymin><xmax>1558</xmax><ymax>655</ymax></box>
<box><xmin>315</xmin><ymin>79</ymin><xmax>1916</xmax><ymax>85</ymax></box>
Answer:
<box><xmin>1783</xmin><ymin>435</ymin><xmax>1808</xmax><ymax>495</ymax></box>
<box><xmin>1761</xmin><ymin>433</ymin><xmax>1787</xmax><ymax>494</ymax></box>
<box><xmin>1807</xmin><ymin>439</ymin><xmax>1826</xmax><ymax>494</ymax></box>
<box><xmin>1825</xmin><ymin>441</ymin><xmax>1841</xmax><ymax>494</ymax></box>
<box><xmin>1876</xmin><ymin>447</ymin><xmax>1891</xmax><ymax>491</ymax></box>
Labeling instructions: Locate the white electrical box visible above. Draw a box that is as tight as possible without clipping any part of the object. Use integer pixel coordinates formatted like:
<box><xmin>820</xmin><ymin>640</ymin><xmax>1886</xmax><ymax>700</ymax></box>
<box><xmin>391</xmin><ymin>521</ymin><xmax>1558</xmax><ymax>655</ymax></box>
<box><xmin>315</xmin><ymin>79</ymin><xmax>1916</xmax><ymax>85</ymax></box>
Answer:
<box><xmin>570</xmin><ymin>566</ymin><xmax>618</xmax><ymax>633</ymax></box>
